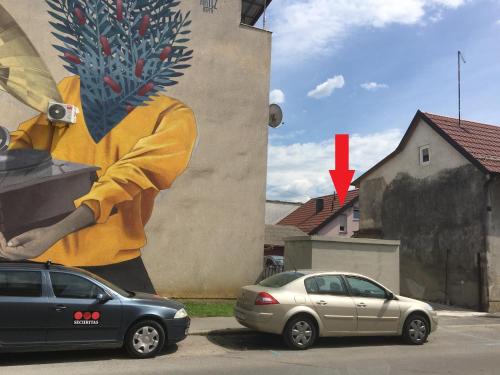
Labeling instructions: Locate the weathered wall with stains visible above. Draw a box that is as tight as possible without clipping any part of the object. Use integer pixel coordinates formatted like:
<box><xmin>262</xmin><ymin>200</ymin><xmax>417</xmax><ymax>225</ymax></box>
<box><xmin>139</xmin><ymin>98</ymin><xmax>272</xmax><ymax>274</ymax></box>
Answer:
<box><xmin>486</xmin><ymin>177</ymin><xmax>500</xmax><ymax>311</ymax></box>
<box><xmin>359</xmin><ymin>119</ymin><xmax>487</xmax><ymax>308</ymax></box>
<box><xmin>0</xmin><ymin>0</ymin><xmax>271</xmax><ymax>297</ymax></box>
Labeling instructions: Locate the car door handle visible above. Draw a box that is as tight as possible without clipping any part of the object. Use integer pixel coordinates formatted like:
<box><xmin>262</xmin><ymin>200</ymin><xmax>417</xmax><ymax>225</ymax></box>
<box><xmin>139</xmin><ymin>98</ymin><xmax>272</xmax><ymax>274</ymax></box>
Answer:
<box><xmin>55</xmin><ymin>305</ymin><xmax>67</xmax><ymax>312</ymax></box>
<box><xmin>356</xmin><ymin>302</ymin><xmax>367</xmax><ymax>308</ymax></box>
<box><xmin>316</xmin><ymin>300</ymin><xmax>328</xmax><ymax>306</ymax></box>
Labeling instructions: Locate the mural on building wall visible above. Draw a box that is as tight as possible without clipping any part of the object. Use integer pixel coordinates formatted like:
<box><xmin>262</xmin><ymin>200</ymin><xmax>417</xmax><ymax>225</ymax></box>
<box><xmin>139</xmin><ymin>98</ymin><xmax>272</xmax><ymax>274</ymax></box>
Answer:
<box><xmin>0</xmin><ymin>0</ymin><xmax>197</xmax><ymax>293</ymax></box>
<box><xmin>49</xmin><ymin>0</ymin><xmax>193</xmax><ymax>142</ymax></box>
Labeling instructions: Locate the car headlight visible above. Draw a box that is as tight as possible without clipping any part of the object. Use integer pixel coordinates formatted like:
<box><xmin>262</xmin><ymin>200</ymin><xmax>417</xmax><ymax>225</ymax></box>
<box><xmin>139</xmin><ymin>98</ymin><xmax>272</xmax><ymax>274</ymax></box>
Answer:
<box><xmin>174</xmin><ymin>308</ymin><xmax>188</xmax><ymax>319</ymax></box>
<box><xmin>424</xmin><ymin>303</ymin><xmax>434</xmax><ymax>311</ymax></box>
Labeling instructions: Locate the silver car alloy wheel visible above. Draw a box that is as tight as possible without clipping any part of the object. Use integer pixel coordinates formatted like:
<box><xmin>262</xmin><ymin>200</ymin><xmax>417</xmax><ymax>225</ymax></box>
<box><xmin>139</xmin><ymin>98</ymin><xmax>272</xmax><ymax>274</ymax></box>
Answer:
<box><xmin>408</xmin><ymin>319</ymin><xmax>427</xmax><ymax>343</ymax></box>
<box><xmin>132</xmin><ymin>326</ymin><xmax>160</xmax><ymax>354</ymax></box>
<box><xmin>291</xmin><ymin>320</ymin><xmax>313</xmax><ymax>347</ymax></box>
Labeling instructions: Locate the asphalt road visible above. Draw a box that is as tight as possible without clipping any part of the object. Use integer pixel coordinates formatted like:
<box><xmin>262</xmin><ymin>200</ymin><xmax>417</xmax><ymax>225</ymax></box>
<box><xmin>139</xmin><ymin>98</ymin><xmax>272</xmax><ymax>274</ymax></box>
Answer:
<box><xmin>3</xmin><ymin>315</ymin><xmax>500</xmax><ymax>375</ymax></box>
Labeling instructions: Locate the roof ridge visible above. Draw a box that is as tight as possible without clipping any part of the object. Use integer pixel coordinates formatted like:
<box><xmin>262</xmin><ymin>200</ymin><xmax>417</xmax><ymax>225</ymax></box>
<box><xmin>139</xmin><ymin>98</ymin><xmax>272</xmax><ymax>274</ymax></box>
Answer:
<box><xmin>424</xmin><ymin>112</ymin><xmax>500</xmax><ymax>129</ymax></box>
<box><xmin>354</xmin><ymin>110</ymin><xmax>500</xmax><ymax>185</ymax></box>
<box><xmin>314</xmin><ymin>188</ymin><xmax>359</xmax><ymax>200</ymax></box>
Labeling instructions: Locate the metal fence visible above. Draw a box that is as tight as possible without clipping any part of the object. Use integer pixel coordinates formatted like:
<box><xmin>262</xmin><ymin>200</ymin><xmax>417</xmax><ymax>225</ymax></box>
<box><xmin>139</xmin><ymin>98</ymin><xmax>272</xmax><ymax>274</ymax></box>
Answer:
<box><xmin>256</xmin><ymin>264</ymin><xmax>284</xmax><ymax>283</ymax></box>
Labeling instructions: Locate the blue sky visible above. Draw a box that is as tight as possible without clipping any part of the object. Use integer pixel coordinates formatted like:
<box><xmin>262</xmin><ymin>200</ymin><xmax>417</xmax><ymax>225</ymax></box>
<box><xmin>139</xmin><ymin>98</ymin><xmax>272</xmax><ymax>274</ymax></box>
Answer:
<box><xmin>265</xmin><ymin>0</ymin><xmax>500</xmax><ymax>202</ymax></box>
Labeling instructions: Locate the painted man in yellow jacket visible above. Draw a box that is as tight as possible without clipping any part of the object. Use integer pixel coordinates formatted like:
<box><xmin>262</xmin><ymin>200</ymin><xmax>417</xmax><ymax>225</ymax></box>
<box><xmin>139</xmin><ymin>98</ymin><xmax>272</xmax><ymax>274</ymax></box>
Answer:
<box><xmin>0</xmin><ymin>75</ymin><xmax>196</xmax><ymax>292</ymax></box>
<box><xmin>0</xmin><ymin>1</ymin><xmax>197</xmax><ymax>292</ymax></box>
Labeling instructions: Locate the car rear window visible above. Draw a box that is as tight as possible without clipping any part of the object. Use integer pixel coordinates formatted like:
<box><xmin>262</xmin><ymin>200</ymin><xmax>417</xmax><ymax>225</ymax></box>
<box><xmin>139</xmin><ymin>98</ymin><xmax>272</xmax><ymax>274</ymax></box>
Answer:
<box><xmin>259</xmin><ymin>272</ymin><xmax>304</xmax><ymax>287</ymax></box>
<box><xmin>0</xmin><ymin>270</ymin><xmax>42</xmax><ymax>297</ymax></box>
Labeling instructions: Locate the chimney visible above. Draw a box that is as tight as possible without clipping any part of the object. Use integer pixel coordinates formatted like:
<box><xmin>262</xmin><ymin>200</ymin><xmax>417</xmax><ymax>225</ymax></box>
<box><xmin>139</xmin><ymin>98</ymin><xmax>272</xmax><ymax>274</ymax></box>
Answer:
<box><xmin>315</xmin><ymin>198</ymin><xmax>324</xmax><ymax>214</ymax></box>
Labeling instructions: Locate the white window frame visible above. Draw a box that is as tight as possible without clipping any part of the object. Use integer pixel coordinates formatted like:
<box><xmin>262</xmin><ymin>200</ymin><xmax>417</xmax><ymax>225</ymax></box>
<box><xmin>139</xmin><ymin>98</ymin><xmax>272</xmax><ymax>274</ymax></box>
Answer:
<box><xmin>339</xmin><ymin>214</ymin><xmax>347</xmax><ymax>234</ymax></box>
<box><xmin>419</xmin><ymin>145</ymin><xmax>430</xmax><ymax>166</ymax></box>
<box><xmin>352</xmin><ymin>207</ymin><xmax>360</xmax><ymax>222</ymax></box>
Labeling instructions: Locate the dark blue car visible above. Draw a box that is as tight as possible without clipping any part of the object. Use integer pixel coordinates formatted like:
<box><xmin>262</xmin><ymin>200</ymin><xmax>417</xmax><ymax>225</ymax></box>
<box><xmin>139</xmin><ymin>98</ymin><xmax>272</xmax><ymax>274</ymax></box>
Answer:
<box><xmin>0</xmin><ymin>261</ymin><xmax>190</xmax><ymax>358</ymax></box>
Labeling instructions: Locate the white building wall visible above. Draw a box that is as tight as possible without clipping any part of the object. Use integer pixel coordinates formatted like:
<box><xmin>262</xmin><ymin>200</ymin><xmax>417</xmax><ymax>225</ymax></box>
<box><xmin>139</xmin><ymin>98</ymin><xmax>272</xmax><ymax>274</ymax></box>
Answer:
<box><xmin>317</xmin><ymin>205</ymin><xmax>359</xmax><ymax>237</ymax></box>
<box><xmin>265</xmin><ymin>201</ymin><xmax>302</xmax><ymax>224</ymax></box>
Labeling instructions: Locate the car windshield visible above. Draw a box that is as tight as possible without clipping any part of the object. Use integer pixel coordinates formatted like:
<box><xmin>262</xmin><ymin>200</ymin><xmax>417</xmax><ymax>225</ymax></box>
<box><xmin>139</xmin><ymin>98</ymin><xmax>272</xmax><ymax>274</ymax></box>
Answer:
<box><xmin>259</xmin><ymin>271</ymin><xmax>304</xmax><ymax>287</ymax></box>
<box><xmin>273</xmin><ymin>257</ymin><xmax>284</xmax><ymax>265</ymax></box>
<box><xmin>77</xmin><ymin>269</ymin><xmax>133</xmax><ymax>297</ymax></box>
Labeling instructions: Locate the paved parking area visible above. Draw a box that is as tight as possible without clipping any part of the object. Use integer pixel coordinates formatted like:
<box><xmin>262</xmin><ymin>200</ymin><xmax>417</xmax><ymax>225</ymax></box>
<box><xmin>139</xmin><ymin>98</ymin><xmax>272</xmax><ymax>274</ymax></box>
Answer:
<box><xmin>3</xmin><ymin>315</ymin><xmax>500</xmax><ymax>375</ymax></box>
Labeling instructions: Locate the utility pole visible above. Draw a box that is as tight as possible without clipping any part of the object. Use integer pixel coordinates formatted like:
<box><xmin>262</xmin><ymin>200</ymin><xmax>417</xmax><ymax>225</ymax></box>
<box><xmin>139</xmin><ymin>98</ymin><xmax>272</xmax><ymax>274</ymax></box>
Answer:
<box><xmin>458</xmin><ymin>50</ymin><xmax>466</xmax><ymax>128</ymax></box>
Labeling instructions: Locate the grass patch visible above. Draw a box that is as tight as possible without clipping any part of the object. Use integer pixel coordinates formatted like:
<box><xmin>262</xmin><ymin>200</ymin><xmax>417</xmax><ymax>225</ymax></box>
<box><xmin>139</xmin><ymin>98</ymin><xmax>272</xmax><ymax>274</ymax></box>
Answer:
<box><xmin>179</xmin><ymin>299</ymin><xmax>236</xmax><ymax>317</ymax></box>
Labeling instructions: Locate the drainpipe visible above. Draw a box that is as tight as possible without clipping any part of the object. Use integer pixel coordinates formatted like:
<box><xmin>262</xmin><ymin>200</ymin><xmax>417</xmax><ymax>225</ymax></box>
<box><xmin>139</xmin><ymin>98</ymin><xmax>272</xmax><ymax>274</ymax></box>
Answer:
<box><xmin>482</xmin><ymin>173</ymin><xmax>493</xmax><ymax>312</ymax></box>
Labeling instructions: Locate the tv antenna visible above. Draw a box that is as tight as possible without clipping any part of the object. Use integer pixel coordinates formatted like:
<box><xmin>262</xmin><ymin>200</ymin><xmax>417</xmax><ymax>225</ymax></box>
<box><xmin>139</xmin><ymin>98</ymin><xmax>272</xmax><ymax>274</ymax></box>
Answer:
<box><xmin>458</xmin><ymin>50</ymin><xmax>466</xmax><ymax>128</ymax></box>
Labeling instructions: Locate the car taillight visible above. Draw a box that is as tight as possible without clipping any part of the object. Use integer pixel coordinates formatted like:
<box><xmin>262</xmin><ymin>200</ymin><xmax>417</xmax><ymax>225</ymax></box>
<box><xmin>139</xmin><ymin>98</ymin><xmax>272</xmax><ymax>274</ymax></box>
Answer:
<box><xmin>255</xmin><ymin>292</ymin><xmax>279</xmax><ymax>305</ymax></box>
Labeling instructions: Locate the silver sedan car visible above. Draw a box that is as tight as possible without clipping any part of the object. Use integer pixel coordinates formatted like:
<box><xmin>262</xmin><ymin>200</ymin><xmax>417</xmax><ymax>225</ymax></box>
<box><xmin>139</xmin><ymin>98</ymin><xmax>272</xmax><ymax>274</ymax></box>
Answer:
<box><xmin>234</xmin><ymin>270</ymin><xmax>438</xmax><ymax>349</ymax></box>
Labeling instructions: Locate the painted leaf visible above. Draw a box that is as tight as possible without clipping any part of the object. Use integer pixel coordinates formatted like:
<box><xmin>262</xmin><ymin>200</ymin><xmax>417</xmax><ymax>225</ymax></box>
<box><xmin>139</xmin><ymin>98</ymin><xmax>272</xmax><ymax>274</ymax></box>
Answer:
<box><xmin>47</xmin><ymin>0</ymin><xmax>193</xmax><ymax>143</ymax></box>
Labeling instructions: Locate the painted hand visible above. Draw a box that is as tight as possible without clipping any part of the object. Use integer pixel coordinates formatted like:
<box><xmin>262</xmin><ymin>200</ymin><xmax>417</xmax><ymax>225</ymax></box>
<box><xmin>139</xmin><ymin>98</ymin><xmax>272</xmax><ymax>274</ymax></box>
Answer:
<box><xmin>0</xmin><ymin>227</ymin><xmax>60</xmax><ymax>261</ymax></box>
<box><xmin>0</xmin><ymin>205</ymin><xmax>95</xmax><ymax>261</ymax></box>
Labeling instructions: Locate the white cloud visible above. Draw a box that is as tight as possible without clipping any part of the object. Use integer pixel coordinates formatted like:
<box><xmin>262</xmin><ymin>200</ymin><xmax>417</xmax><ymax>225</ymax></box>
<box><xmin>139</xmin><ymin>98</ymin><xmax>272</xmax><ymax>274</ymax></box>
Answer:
<box><xmin>270</xmin><ymin>89</ymin><xmax>285</xmax><ymax>104</ymax></box>
<box><xmin>266</xmin><ymin>128</ymin><xmax>403</xmax><ymax>201</ymax></box>
<box><xmin>269</xmin><ymin>129</ymin><xmax>306</xmax><ymax>141</ymax></box>
<box><xmin>307</xmin><ymin>75</ymin><xmax>345</xmax><ymax>99</ymax></box>
<box><xmin>270</xmin><ymin>0</ymin><xmax>467</xmax><ymax>65</ymax></box>
<box><xmin>361</xmin><ymin>82</ymin><xmax>389</xmax><ymax>91</ymax></box>
<box><xmin>428</xmin><ymin>10</ymin><xmax>444</xmax><ymax>23</ymax></box>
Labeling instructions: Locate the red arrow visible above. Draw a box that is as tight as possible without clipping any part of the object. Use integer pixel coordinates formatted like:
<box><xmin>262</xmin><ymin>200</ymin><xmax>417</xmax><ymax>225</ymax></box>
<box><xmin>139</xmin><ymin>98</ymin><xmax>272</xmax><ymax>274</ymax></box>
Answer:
<box><xmin>329</xmin><ymin>134</ymin><xmax>355</xmax><ymax>206</ymax></box>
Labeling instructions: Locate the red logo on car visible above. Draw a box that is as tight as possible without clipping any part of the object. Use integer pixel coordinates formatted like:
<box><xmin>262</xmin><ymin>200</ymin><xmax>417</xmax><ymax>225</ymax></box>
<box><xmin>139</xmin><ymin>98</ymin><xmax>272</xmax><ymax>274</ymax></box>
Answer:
<box><xmin>73</xmin><ymin>311</ymin><xmax>101</xmax><ymax>324</ymax></box>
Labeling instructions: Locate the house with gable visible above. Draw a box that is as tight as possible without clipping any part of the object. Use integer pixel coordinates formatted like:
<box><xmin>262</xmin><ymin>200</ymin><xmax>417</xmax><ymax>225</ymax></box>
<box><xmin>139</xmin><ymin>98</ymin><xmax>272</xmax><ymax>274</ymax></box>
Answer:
<box><xmin>278</xmin><ymin>190</ymin><xmax>359</xmax><ymax>236</ymax></box>
<box><xmin>354</xmin><ymin>110</ymin><xmax>500</xmax><ymax>311</ymax></box>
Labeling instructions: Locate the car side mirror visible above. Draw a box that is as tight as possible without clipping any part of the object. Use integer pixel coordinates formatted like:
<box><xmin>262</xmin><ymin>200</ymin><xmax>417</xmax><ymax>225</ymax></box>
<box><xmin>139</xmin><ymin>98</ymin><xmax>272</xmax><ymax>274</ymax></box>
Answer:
<box><xmin>96</xmin><ymin>293</ymin><xmax>111</xmax><ymax>303</ymax></box>
<box><xmin>386</xmin><ymin>292</ymin><xmax>394</xmax><ymax>300</ymax></box>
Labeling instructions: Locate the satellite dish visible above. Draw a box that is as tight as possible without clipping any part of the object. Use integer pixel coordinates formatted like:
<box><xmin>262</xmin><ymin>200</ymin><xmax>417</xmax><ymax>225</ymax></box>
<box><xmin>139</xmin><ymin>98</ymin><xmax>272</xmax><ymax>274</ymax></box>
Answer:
<box><xmin>268</xmin><ymin>104</ymin><xmax>283</xmax><ymax>128</ymax></box>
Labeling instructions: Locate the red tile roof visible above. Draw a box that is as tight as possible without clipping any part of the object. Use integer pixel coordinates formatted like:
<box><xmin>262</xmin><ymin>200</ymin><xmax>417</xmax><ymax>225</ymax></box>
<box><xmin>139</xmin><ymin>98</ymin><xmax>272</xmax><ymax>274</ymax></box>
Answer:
<box><xmin>354</xmin><ymin>111</ymin><xmax>500</xmax><ymax>186</ymax></box>
<box><xmin>278</xmin><ymin>189</ymin><xmax>359</xmax><ymax>234</ymax></box>
<box><xmin>423</xmin><ymin>112</ymin><xmax>500</xmax><ymax>173</ymax></box>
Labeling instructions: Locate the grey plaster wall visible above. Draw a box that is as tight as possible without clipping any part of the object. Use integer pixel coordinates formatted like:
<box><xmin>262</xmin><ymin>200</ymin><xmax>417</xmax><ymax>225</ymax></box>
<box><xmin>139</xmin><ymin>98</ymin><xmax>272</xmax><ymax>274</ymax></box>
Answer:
<box><xmin>284</xmin><ymin>236</ymin><xmax>400</xmax><ymax>293</ymax></box>
<box><xmin>0</xmin><ymin>0</ymin><xmax>271</xmax><ymax>297</ymax></box>
<box><xmin>486</xmin><ymin>177</ymin><xmax>500</xmax><ymax>311</ymax></box>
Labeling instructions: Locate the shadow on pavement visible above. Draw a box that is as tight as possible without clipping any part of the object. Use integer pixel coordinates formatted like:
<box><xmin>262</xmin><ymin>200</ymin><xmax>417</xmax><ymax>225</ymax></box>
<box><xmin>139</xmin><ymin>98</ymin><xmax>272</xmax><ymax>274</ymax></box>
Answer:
<box><xmin>0</xmin><ymin>344</ymin><xmax>178</xmax><ymax>366</ymax></box>
<box><xmin>207</xmin><ymin>331</ymin><xmax>403</xmax><ymax>351</ymax></box>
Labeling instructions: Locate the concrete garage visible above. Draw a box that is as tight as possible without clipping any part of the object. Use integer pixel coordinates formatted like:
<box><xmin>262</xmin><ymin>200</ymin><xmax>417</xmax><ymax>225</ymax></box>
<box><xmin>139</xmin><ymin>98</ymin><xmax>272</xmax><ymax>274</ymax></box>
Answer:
<box><xmin>354</xmin><ymin>111</ymin><xmax>500</xmax><ymax>311</ymax></box>
<box><xmin>284</xmin><ymin>236</ymin><xmax>400</xmax><ymax>293</ymax></box>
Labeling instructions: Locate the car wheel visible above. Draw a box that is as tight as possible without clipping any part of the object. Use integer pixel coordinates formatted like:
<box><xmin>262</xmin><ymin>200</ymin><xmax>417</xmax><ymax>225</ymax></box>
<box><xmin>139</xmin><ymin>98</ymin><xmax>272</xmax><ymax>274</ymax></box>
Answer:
<box><xmin>402</xmin><ymin>314</ymin><xmax>429</xmax><ymax>345</ymax></box>
<box><xmin>124</xmin><ymin>320</ymin><xmax>166</xmax><ymax>358</ymax></box>
<box><xmin>283</xmin><ymin>315</ymin><xmax>317</xmax><ymax>350</ymax></box>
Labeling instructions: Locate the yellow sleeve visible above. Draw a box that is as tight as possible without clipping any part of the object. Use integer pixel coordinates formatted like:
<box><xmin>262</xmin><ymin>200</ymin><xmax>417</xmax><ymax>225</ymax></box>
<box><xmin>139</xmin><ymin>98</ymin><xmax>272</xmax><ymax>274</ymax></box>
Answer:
<box><xmin>9</xmin><ymin>76</ymin><xmax>75</xmax><ymax>150</ymax></box>
<box><xmin>9</xmin><ymin>113</ymin><xmax>51</xmax><ymax>150</ymax></box>
<box><xmin>74</xmin><ymin>101</ymin><xmax>197</xmax><ymax>224</ymax></box>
